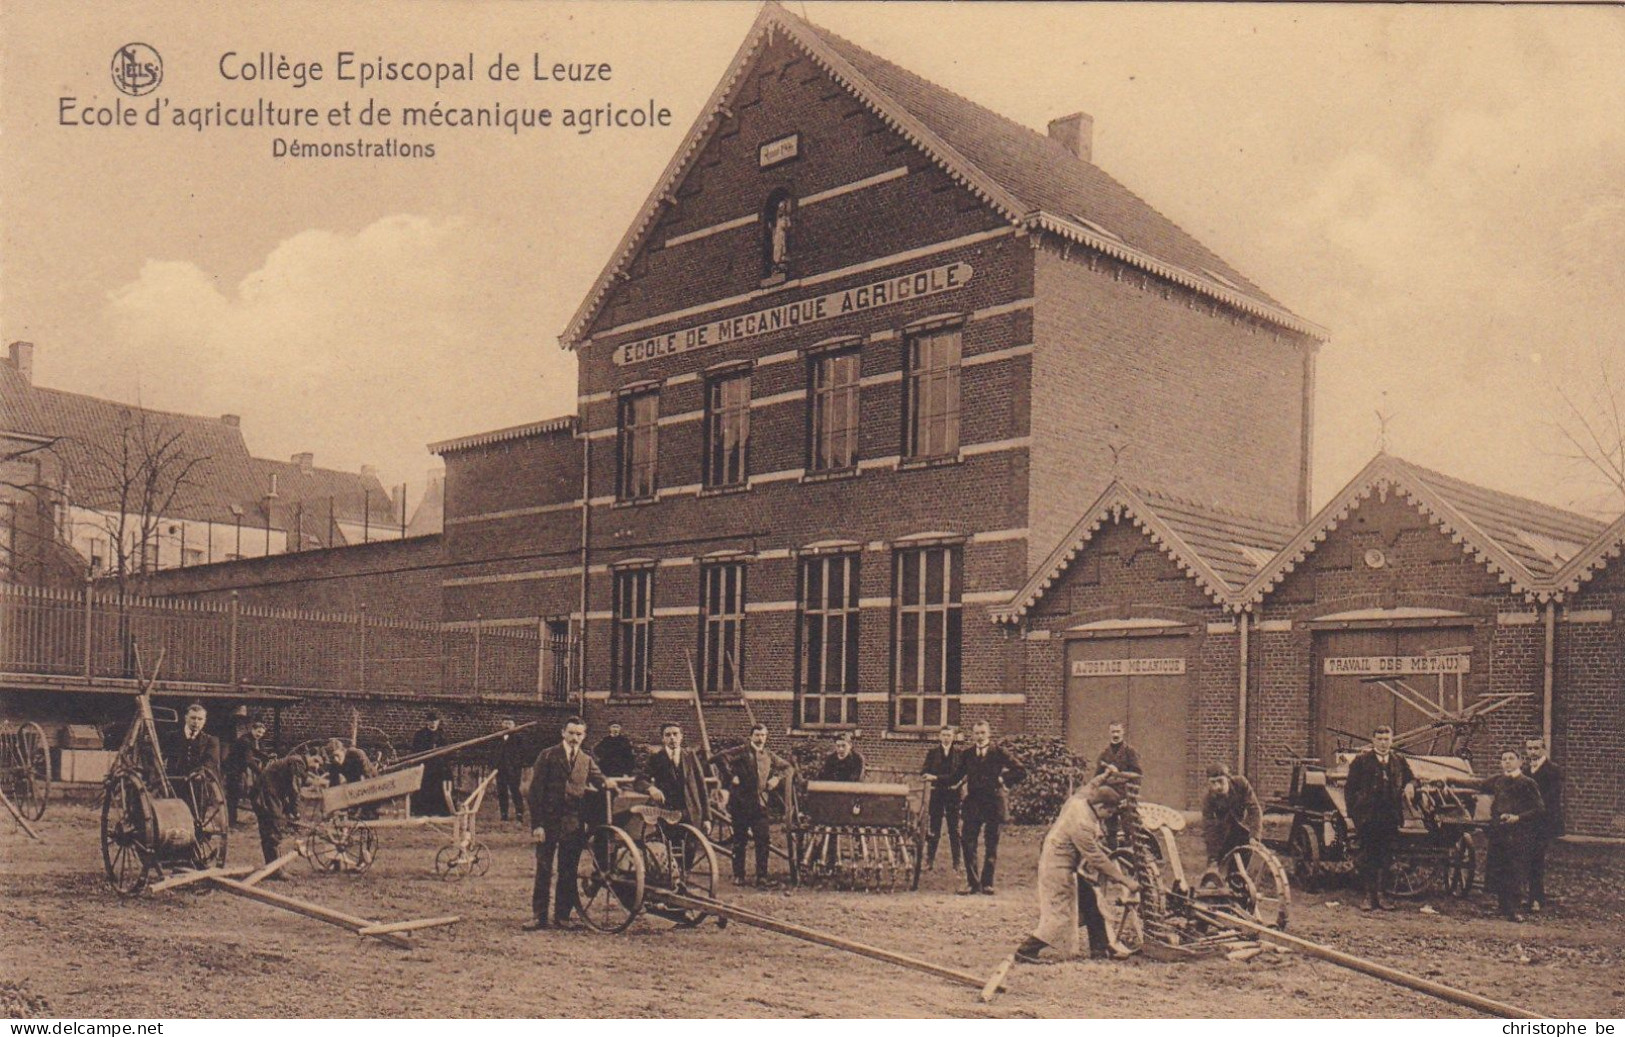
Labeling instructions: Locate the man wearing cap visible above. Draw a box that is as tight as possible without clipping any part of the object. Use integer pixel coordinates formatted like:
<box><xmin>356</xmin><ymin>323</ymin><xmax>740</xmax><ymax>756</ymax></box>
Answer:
<box><xmin>252</xmin><ymin>750</ymin><xmax>316</xmax><ymax>871</ymax></box>
<box><xmin>1201</xmin><ymin>763</ymin><xmax>1263</xmax><ymax>871</ymax></box>
<box><xmin>1011</xmin><ymin>770</ymin><xmax>1139</xmax><ymax>963</ymax></box>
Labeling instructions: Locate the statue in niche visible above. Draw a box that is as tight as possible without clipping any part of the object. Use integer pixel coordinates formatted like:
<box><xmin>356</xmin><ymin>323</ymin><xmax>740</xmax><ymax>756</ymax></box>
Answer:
<box><xmin>763</xmin><ymin>193</ymin><xmax>793</xmax><ymax>281</ymax></box>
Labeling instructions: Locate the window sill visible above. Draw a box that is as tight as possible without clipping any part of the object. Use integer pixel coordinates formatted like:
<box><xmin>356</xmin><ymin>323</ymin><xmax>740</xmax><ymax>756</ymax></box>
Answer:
<box><xmin>880</xmin><ymin>729</ymin><xmax>936</xmax><ymax>742</ymax></box>
<box><xmin>611</xmin><ymin>496</ymin><xmax>659</xmax><ymax>509</ymax></box>
<box><xmin>800</xmin><ymin>467</ymin><xmax>860</xmax><ymax>485</ymax></box>
<box><xmin>605</xmin><ymin>696</ymin><xmax>654</xmax><ymax>705</ymax></box>
<box><xmin>789</xmin><ymin>725</ymin><xmax>859</xmax><ymax>738</ymax></box>
<box><xmin>698</xmin><ymin>483</ymin><xmax>751</xmax><ymax>499</ymax></box>
<box><xmin>897</xmin><ymin>454</ymin><xmax>963</xmax><ymax>472</ymax></box>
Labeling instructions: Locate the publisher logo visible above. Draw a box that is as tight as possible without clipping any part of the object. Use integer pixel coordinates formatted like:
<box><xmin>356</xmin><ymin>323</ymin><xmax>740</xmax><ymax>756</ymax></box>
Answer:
<box><xmin>111</xmin><ymin>43</ymin><xmax>163</xmax><ymax>96</ymax></box>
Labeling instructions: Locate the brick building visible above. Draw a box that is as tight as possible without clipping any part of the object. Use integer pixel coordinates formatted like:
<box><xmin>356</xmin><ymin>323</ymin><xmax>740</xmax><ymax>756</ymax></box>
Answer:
<box><xmin>433</xmin><ymin>4</ymin><xmax>1324</xmax><ymax>772</ymax></box>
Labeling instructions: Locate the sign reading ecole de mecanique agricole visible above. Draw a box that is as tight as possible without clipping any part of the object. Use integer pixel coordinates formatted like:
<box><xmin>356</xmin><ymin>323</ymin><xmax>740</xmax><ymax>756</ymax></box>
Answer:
<box><xmin>612</xmin><ymin>261</ymin><xmax>973</xmax><ymax>366</ymax></box>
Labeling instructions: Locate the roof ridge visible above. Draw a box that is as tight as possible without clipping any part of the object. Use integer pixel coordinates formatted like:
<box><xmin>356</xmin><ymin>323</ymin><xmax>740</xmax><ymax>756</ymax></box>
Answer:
<box><xmin>1390</xmin><ymin>455</ymin><xmax>1606</xmax><ymax>533</ymax></box>
<box><xmin>30</xmin><ymin>383</ymin><xmax>244</xmax><ymax>432</ymax></box>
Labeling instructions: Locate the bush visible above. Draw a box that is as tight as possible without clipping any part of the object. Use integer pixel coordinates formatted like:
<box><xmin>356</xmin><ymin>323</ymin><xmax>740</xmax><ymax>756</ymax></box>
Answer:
<box><xmin>1002</xmin><ymin>736</ymin><xmax>1092</xmax><ymax>825</ymax></box>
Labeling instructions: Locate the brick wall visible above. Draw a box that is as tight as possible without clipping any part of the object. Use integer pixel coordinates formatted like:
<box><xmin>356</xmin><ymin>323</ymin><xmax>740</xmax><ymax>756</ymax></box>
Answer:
<box><xmin>1029</xmin><ymin>244</ymin><xmax>1313</xmax><ymax>570</ymax></box>
<box><xmin>1558</xmin><ymin>558</ymin><xmax>1624</xmax><ymax>836</ymax></box>
<box><xmin>134</xmin><ymin>535</ymin><xmax>444</xmax><ymax>621</ymax></box>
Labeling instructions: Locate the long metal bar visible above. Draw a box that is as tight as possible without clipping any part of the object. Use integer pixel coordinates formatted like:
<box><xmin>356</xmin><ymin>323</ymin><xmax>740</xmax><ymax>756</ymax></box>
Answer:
<box><xmin>647</xmin><ymin>889</ymin><xmax>997</xmax><ymax>992</ymax></box>
<box><xmin>1180</xmin><ymin>900</ymin><xmax>1546</xmax><ymax>1019</ymax></box>
<box><xmin>381</xmin><ymin>721</ymin><xmax>540</xmax><ymax>773</ymax></box>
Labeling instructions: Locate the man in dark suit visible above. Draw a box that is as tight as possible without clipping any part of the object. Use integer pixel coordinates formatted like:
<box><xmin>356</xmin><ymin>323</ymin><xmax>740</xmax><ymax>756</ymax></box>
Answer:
<box><xmin>953</xmin><ymin>720</ymin><xmax>1027</xmax><ymax>896</ymax></box>
<box><xmin>494</xmin><ymin>718</ymin><xmax>530</xmax><ymax>824</ymax></box>
<box><xmin>1522</xmin><ymin>737</ymin><xmax>1562</xmax><ymax>912</ymax></box>
<box><xmin>169</xmin><ymin>703</ymin><xmax>222</xmax><ymax>779</ymax></box>
<box><xmin>1094</xmin><ymin>722</ymin><xmax>1142</xmax><ymax>778</ymax></box>
<box><xmin>1463</xmin><ymin>748</ymin><xmax>1545</xmax><ymax>921</ymax></box>
<box><xmin>410</xmin><ymin>710</ymin><xmax>451</xmax><ymax>816</ymax></box>
<box><xmin>637</xmin><ymin>722</ymin><xmax>710</xmax><ymax>828</ymax></box>
<box><xmin>1344</xmin><ymin>724</ymin><xmax>1415</xmax><ymax>911</ymax></box>
<box><xmin>592</xmin><ymin>721</ymin><xmax>639</xmax><ymax>779</ymax></box>
<box><xmin>1201</xmin><ymin>763</ymin><xmax>1263</xmax><ymax>870</ymax></box>
<box><xmin>224</xmin><ymin>716</ymin><xmax>270</xmax><ymax>826</ymax></box>
<box><xmin>523</xmin><ymin>716</ymin><xmax>606</xmax><ymax>931</ymax></box>
<box><xmin>251</xmin><ymin>751</ymin><xmax>312</xmax><ymax>871</ymax></box>
<box><xmin>820</xmin><ymin>733</ymin><xmax>864</xmax><ymax>782</ymax></box>
<box><xmin>921</xmin><ymin>725</ymin><xmax>963</xmax><ymax>871</ymax></box>
<box><xmin>722</xmin><ymin>723</ymin><xmax>792</xmax><ymax>885</ymax></box>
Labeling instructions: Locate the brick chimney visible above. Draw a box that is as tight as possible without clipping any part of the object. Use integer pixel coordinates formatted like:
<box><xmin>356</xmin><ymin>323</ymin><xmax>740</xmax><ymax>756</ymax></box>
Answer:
<box><xmin>7</xmin><ymin>341</ymin><xmax>34</xmax><ymax>383</ymax></box>
<box><xmin>360</xmin><ymin>464</ymin><xmax>378</xmax><ymax>481</ymax></box>
<box><xmin>1047</xmin><ymin>112</ymin><xmax>1093</xmax><ymax>163</ymax></box>
<box><xmin>220</xmin><ymin>414</ymin><xmax>240</xmax><ymax>427</ymax></box>
<box><xmin>292</xmin><ymin>452</ymin><xmax>314</xmax><ymax>475</ymax></box>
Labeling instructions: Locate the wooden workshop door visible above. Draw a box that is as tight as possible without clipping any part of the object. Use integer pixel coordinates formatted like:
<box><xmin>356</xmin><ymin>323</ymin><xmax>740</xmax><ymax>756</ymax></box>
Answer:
<box><xmin>1064</xmin><ymin>634</ymin><xmax>1191</xmax><ymax>808</ymax></box>
<box><xmin>1311</xmin><ymin>627</ymin><xmax>1473</xmax><ymax>764</ymax></box>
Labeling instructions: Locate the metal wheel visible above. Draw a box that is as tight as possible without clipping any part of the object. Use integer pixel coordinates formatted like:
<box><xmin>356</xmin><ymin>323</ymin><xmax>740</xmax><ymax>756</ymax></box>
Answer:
<box><xmin>469</xmin><ymin>840</ymin><xmax>490</xmax><ymax>877</ymax></box>
<box><xmin>671</xmin><ymin>823</ymin><xmax>719</xmax><ymax>927</ymax></box>
<box><xmin>187</xmin><ymin>770</ymin><xmax>229</xmax><ymax>869</ymax></box>
<box><xmin>1288</xmin><ymin>824</ymin><xmax>1322</xmax><ymax>892</ymax></box>
<box><xmin>12</xmin><ymin>721</ymin><xmax>51</xmax><ymax>821</ymax></box>
<box><xmin>435</xmin><ymin>843</ymin><xmax>467</xmax><ymax>881</ymax></box>
<box><xmin>101</xmin><ymin>774</ymin><xmax>155</xmax><ymax>896</ymax></box>
<box><xmin>305</xmin><ymin>819</ymin><xmax>371</xmax><ymax>874</ymax></box>
<box><xmin>1445</xmin><ymin>833</ymin><xmax>1477</xmax><ymax>898</ymax></box>
<box><xmin>1222</xmin><ymin>841</ymin><xmax>1292</xmax><ymax>930</ymax></box>
<box><xmin>576</xmin><ymin>825</ymin><xmax>644</xmax><ymax>934</ymax></box>
<box><xmin>1384</xmin><ymin>858</ymin><xmax>1440</xmax><ymax>898</ymax></box>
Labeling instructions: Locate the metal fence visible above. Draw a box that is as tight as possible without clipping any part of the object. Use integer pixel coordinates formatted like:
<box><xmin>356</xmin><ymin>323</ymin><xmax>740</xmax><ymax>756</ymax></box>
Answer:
<box><xmin>0</xmin><ymin>584</ymin><xmax>557</xmax><ymax>700</ymax></box>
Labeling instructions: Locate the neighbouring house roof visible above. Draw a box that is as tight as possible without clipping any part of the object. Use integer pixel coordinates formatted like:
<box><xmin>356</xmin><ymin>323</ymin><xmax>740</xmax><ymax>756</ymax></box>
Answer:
<box><xmin>1240</xmin><ymin>454</ymin><xmax>1610</xmax><ymax>606</ymax></box>
<box><xmin>428</xmin><ymin>415</ymin><xmax>578</xmax><ymax>455</ymax></box>
<box><xmin>560</xmin><ymin>3</ymin><xmax>1324</xmax><ymax>350</ymax></box>
<box><xmin>250</xmin><ymin>457</ymin><xmax>400</xmax><ymax>545</ymax></box>
<box><xmin>406</xmin><ymin>471</ymin><xmax>444</xmax><ymax>538</ymax></box>
<box><xmin>992</xmin><ymin>481</ymin><xmax>1298</xmax><ymax>622</ymax></box>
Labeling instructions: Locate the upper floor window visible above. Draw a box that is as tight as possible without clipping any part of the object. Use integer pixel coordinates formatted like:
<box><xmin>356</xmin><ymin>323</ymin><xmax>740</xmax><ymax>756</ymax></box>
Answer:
<box><xmin>904</xmin><ymin>327</ymin><xmax>961</xmax><ymax>461</ymax></box>
<box><xmin>699</xmin><ymin>561</ymin><xmax>747</xmax><ymax>695</ymax></box>
<box><xmin>617</xmin><ymin>390</ymin><xmax>659</xmax><ymax>501</ymax></box>
<box><xmin>612</xmin><ymin>566</ymin><xmax>655</xmax><ymax>695</ymax></box>
<box><xmin>704</xmin><ymin>373</ymin><xmax>751</xmax><ymax>489</ymax></box>
<box><xmin>892</xmin><ymin>544</ymin><xmax>962</xmax><ymax>729</ymax></box>
<box><xmin>808</xmin><ymin>351</ymin><xmax>860</xmax><ymax>473</ymax></box>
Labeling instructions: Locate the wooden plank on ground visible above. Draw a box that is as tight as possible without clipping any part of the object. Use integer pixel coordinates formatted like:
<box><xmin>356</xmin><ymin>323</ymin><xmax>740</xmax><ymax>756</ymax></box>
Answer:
<box><xmin>357</xmin><ymin>915</ymin><xmax>461</xmax><ymax>936</ymax></box>
<box><xmin>242</xmin><ymin>851</ymin><xmax>302</xmax><ymax>886</ymax></box>
<box><xmin>980</xmin><ymin>955</ymin><xmax>1015</xmax><ymax>1003</ymax></box>
<box><xmin>208</xmin><ymin>876</ymin><xmax>413</xmax><ymax>948</ymax></box>
<box><xmin>149</xmin><ymin>865</ymin><xmax>255</xmax><ymax>893</ymax></box>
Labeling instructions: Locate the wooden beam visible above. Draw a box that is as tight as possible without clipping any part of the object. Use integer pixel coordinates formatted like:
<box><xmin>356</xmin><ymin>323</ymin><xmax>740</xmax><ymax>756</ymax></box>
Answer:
<box><xmin>980</xmin><ymin>955</ymin><xmax>1014</xmax><ymax>1003</ymax></box>
<box><xmin>149</xmin><ymin>865</ymin><xmax>255</xmax><ymax>893</ymax></box>
<box><xmin>242</xmin><ymin>851</ymin><xmax>302</xmax><ymax>886</ymax></box>
<box><xmin>1183</xmin><ymin>903</ymin><xmax>1546</xmax><ymax>1019</ymax></box>
<box><xmin>649</xmin><ymin>890</ymin><xmax>998</xmax><ymax>992</ymax></box>
<box><xmin>0</xmin><ymin>787</ymin><xmax>43</xmax><ymax>841</ymax></box>
<box><xmin>357</xmin><ymin>916</ymin><xmax>461</xmax><ymax>936</ymax></box>
<box><xmin>208</xmin><ymin>877</ymin><xmax>413</xmax><ymax>948</ymax></box>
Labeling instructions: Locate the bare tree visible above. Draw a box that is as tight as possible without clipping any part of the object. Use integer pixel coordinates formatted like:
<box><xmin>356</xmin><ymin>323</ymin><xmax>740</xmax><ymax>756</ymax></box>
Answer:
<box><xmin>1550</xmin><ymin>359</ymin><xmax>1625</xmax><ymax>518</ymax></box>
<box><xmin>52</xmin><ymin>407</ymin><xmax>212</xmax><ymax>594</ymax></box>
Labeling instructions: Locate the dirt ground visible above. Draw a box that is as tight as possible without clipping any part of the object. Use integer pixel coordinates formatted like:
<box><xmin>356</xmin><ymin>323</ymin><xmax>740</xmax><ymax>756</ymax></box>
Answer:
<box><xmin>3</xmin><ymin>797</ymin><xmax>1621</xmax><ymax>1019</ymax></box>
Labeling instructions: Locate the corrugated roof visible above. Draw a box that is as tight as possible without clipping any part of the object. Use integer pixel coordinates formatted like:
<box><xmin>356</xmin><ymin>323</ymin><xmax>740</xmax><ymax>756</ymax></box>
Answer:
<box><xmin>560</xmin><ymin>3</ymin><xmax>1321</xmax><ymax>348</ymax></box>
<box><xmin>993</xmin><ymin>481</ymin><xmax>1296</xmax><ymax>621</ymax></box>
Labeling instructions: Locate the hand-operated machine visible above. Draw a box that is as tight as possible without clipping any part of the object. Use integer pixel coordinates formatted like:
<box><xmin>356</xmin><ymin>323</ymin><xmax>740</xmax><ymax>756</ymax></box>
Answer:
<box><xmin>789</xmin><ymin>779</ymin><xmax>924</xmax><ymax>891</ymax></box>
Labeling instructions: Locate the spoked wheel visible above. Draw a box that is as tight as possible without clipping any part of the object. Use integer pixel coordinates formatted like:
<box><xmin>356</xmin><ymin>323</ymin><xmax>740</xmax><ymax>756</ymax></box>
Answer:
<box><xmin>468</xmin><ymin>840</ymin><xmax>490</xmax><ymax>877</ymax></box>
<box><xmin>12</xmin><ymin>721</ymin><xmax>51</xmax><ymax>822</ymax></box>
<box><xmin>1222</xmin><ymin>842</ymin><xmax>1292</xmax><ymax>930</ymax></box>
<box><xmin>670</xmin><ymin>823</ymin><xmax>719</xmax><ymax>928</ymax></box>
<box><xmin>186</xmin><ymin>770</ymin><xmax>229</xmax><ymax>869</ymax></box>
<box><xmin>1446</xmin><ymin>833</ymin><xmax>1477</xmax><ymax>898</ymax></box>
<box><xmin>101</xmin><ymin>774</ymin><xmax>156</xmax><ymax>896</ymax></box>
<box><xmin>1384</xmin><ymin>858</ymin><xmax>1440</xmax><ymax>899</ymax></box>
<box><xmin>304</xmin><ymin>820</ymin><xmax>373</xmax><ymax>874</ymax></box>
<box><xmin>435</xmin><ymin>838</ymin><xmax>485</xmax><ymax>881</ymax></box>
<box><xmin>576</xmin><ymin>825</ymin><xmax>645</xmax><ymax>934</ymax></box>
<box><xmin>1288</xmin><ymin>824</ymin><xmax>1322</xmax><ymax>893</ymax></box>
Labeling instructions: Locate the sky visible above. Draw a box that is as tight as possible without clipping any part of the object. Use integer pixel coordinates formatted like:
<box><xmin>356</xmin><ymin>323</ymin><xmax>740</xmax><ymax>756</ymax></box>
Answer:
<box><xmin>3</xmin><ymin>2</ymin><xmax>1623</xmax><ymax>518</ymax></box>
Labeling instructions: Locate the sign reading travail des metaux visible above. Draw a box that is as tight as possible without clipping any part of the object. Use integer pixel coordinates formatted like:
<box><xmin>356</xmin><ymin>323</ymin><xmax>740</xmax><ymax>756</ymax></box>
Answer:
<box><xmin>612</xmin><ymin>261</ymin><xmax>973</xmax><ymax>366</ymax></box>
<box><xmin>1322</xmin><ymin>655</ymin><xmax>1471</xmax><ymax>676</ymax></box>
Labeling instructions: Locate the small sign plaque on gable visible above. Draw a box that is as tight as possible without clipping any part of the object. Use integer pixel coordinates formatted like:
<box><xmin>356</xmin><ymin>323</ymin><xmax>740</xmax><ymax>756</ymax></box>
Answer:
<box><xmin>759</xmin><ymin>133</ymin><xmax>800</xmax><ymax>168</ymax></box>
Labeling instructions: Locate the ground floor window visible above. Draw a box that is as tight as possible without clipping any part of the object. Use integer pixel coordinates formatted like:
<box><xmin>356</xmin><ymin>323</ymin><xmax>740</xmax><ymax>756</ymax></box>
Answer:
<box><xmin>612</xmin><ymin>567</ymin><xmax>654</xmax><ymax>695</ymax></box>
<box><xmin>892</xmin><ymin>544</ymin><xmax>962</xmax><ymax>729</ymax></box>
<box><xmin>798</xmin><ymin>552</ymin><xmax>860</xmax><ymax>727</ymax></box>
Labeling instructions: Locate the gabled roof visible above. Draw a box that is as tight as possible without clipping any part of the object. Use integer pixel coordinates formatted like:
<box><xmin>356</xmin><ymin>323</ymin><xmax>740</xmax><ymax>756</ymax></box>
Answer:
<box><xmin>250</xmin><ymin>457</ymin><xmax>399</xmax><ymax>534</ymax></box>
<box><xmin>560</xmin><ymin>3</ymin><xmax>1323</xmax><ymax>349</ymax></box>
<box><xmin>1240</xmin><ymin>454</ymin><xmax>1610</xmax><ymax>606</ymax></box>
<box><xmin>1551</xmin><ymin>511</ymin><xmax>1625</xmax><ymax>598</ymax></box>
<box><xmin>991</xmin><ymin>481</ymin><xmax>1297</xmax><ymax>623</ymax></box>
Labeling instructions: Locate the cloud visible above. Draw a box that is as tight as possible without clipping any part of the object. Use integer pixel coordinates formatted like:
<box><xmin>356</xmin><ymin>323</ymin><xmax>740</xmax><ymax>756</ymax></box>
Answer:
<box><xmin>104</xmin><ymin>215</ymin><xmax>578</xmax><ymax>487</ymax></box>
